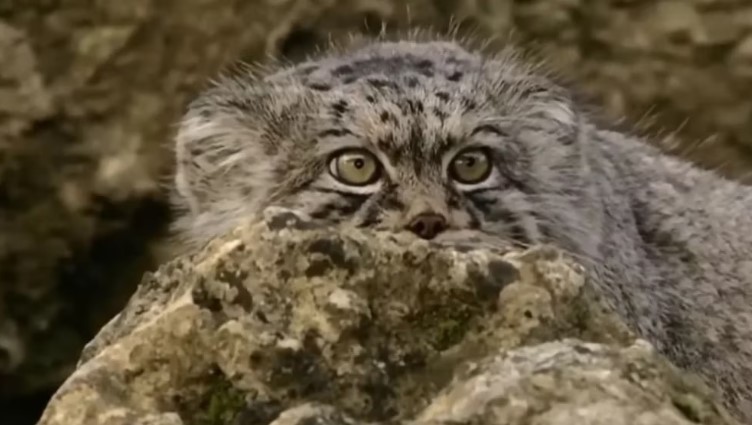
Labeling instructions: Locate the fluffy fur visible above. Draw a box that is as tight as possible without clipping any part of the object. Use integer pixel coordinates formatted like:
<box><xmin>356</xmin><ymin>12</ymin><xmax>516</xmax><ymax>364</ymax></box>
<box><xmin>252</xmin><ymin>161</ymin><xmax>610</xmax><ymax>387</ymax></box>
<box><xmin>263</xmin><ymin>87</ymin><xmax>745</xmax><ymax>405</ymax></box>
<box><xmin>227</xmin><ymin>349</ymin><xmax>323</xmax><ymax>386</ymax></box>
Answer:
<box><xmin>172</xmin><ymin>35</ymin><xmax>752</xmax><ymax>422</ymax></box>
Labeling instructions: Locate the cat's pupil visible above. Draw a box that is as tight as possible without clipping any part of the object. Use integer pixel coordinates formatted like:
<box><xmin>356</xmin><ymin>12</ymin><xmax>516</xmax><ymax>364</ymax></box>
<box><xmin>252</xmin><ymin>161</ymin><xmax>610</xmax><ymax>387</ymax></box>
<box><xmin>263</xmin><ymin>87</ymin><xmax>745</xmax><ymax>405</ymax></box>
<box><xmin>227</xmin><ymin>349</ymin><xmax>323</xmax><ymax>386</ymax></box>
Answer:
<box><xmin>464</xmin><ymin>157</ymin><xmax>476</xmax><ymax>167</ymax></box>
<box><xmin>354</xmin><ymin>158</ymin><xmax>364</xmax><ymax>169</ymax></box>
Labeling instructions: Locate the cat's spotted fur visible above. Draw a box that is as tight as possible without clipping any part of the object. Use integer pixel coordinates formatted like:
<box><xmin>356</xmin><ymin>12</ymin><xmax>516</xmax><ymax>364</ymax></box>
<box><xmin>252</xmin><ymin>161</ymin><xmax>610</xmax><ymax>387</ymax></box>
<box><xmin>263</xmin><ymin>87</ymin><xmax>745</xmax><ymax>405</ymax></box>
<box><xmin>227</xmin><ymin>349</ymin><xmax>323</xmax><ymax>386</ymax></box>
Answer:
<box><xmin>172</xmin><ymin>36</ymin><xmax>752</xmax><ymax>422</ymax></box>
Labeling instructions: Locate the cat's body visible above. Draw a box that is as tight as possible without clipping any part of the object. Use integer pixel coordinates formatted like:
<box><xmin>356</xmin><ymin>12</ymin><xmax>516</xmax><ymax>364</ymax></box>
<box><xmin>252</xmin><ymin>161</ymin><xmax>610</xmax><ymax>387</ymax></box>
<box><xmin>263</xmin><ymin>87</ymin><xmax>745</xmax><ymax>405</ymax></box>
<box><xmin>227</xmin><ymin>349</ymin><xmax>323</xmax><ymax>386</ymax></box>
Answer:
<box><xmin>172</xmin><ymin>37</ymin><xmax>752</xmax><ymax>422</ymax></box>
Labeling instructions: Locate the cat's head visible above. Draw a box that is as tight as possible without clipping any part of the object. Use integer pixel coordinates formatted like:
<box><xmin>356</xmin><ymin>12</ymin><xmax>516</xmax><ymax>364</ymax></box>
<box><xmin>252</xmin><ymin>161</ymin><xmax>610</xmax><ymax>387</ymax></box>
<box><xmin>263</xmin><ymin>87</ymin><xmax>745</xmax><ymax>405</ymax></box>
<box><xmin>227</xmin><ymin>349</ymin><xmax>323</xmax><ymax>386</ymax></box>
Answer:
<box><xmin>173</xmin><ymin>38</ymin><xmax>601</xmax><ymax>255</ymax></box>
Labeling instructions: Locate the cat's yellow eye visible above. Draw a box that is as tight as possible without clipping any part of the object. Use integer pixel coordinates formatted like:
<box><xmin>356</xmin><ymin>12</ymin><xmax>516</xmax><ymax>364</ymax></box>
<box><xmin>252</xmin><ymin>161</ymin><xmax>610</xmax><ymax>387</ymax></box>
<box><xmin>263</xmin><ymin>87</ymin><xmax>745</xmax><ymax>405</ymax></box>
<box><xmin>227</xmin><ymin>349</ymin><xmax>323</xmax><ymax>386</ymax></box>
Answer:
<box><xmin>449</xmin><ymin>148</ymin><xmax>492</xmax><ymax>184</ymax></box>
<box><xmin>328</xmin><ymin>149</ymin><xmax>381</xmax><ymax>186</ymax></box>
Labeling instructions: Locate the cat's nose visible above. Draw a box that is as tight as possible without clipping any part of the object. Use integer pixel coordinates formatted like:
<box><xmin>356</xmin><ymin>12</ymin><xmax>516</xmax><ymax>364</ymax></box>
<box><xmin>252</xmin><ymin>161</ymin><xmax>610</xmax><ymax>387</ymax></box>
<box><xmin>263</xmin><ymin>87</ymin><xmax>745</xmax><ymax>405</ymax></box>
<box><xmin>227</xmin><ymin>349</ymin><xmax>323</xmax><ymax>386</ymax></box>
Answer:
<box><xmin>406</xmin><ymin>213</ymin><xmax>448</xmax><ymax>240</ymax></box>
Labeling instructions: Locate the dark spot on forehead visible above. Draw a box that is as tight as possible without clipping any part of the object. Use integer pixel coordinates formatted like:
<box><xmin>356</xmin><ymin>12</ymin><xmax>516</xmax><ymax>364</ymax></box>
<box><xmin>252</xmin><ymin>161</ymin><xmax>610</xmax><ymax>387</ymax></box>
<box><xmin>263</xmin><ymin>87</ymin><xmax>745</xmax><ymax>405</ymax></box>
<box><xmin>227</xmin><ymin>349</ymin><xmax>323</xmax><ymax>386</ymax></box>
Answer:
<box><xmin>331</xmin><ymin>100</ymin><xmax>349</xmax><ymax>114</ymax></box>
<box><xmin>447</xmin><ymin>71</ymin><xmax>463</xmax><ymax>82</ymax></box>
<box><xmin>380</xmin><ymin>111</ymin><xmax>393</xmax><ymax>123</ymax></box>
<box><xmin>333</xmin><ymin>64</ymin><xmax>354</xmax><ymax>75</ymax></box>
<box><xmin>436</xmin><ymin>92</ymin><xmax>450</xmax><ymax>102</ymax></box>
<box><xmin>417</xmin><ymin>59</ymin><xmax>433</xmax><ymax>69</ymax></box>
<box><xmin>462</xmin><ymin>97</ymin><xmax>477</xmax><ymax>111</ymax></box>
<box><xmin>405</xmin><ymin>76</ymin><xmax>420</xmax><ymax>87</ymax></box>
<box><xmin>402</xmin><ymin>99</ymin><xmax>424</xmax><ymax>114</ymax></box>
<box><xmin>432</xmin><ymin>107</ymin><xmax>448</xmax><ymax>122</ymax></box>
<box><xmin>365</xmin><ymin>95</ymin><xmax>376</xmax><ymax>103</ymax></box>
<box><xmin>414</xmin><ymin>59</ymin><xmax>434</xmax><ymax>77</ymax></box>
<box><xmin>308</xmin><ymin>83</ymin><xmax>331</xmax><ymax>91</ymax></box>
<box><xmin>367</xmin><ymin>78</ymin><xmax>399</xmax><ymax>90</ymax></box>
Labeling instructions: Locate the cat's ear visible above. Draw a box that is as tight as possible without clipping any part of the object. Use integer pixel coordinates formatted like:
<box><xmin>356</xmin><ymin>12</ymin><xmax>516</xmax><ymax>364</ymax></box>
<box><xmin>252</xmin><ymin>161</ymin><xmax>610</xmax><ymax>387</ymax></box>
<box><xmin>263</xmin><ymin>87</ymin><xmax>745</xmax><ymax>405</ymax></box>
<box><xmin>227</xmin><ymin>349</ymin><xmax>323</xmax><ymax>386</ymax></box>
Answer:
<box><xmin>530</xmin><ymin>93</ymin><xmax>576</xmax><ymax>129</ymax></box>
<box><xmin>173</xmin><ymin>81</ymin><xmax>264</xmax><ymax>217</ymax></box>
<box><xmin>486</xmin><ymin>51</ymin><xmax>578</xmax><ymax>133</ymax></box>
<box><xmin>516</xmin><ymin>76</ymin><xmax>578</xmax><ymax>131</ymax></box>
<box><xmin>173</xmin><ymin>80</ymin><xmax>308</xmax><ymax>218</ymax></box>
<box><xmin>173</xmin><ymin>105</ymin><xmax>261</xmax><ymax>217</ymax></box>
<box><xmin>169</xmin><ymin>82</ymin><xmax>292</xmax><ymax>247</ymax></box>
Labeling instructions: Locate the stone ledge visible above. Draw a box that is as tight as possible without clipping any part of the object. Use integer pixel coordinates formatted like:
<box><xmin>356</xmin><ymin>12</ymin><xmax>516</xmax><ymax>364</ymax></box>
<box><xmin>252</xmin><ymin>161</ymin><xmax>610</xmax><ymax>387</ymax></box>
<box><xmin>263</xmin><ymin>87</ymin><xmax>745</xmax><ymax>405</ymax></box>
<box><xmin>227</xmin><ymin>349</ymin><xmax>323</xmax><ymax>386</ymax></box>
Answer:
<box><xmin>36</xmin><ymin>208</ymin><xmax>736</xmax><ymax>425</ymax></box>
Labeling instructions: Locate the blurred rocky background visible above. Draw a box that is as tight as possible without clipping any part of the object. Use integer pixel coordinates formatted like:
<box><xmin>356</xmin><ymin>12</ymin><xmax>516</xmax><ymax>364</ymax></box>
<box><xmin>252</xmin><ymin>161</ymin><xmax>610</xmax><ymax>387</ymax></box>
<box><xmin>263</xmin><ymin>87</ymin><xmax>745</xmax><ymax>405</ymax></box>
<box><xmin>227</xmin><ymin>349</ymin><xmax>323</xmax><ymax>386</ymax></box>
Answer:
<box><xmin>1</xmin><ymin>0</ymin><xmax>751</xmax><ymax>424</ymax></box>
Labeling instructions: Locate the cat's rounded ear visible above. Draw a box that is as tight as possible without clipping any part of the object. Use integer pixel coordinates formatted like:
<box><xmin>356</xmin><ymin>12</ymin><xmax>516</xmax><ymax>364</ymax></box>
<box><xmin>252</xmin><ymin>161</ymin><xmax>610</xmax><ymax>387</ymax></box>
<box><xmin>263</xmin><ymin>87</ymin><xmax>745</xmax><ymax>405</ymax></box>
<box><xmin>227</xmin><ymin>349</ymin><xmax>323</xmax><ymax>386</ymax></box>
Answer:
<box><xmin>527</xmin><ymin>90</ymin><xmax>581</xmax><ymax>146</ymax></box>
<box><xmin>172</xmin><ymin>95</ymin><xmax>268</xmax><ymax>217</ymax></box>
<box><xmin>529</xmin><ymin>91</ymin><xmax>576</xmax><ymax>129</ymax></box>
<box><xmin>513</xmin><ymin>74</ymin><xmax>578</xmax><ymax>129</ymax></box>
<box><xmin>173</xmin><ymin>110</ymin><xmax>230</xmax><ymax>216</ymax></box>
<box><xmin>483</xmin><ymin>48</ymin><xmax>577</xmax><ymax>130</ymax></box>
<box><xmin>172</xmin><ymin>79</ymin><xmax>313</xmax><ymax>218</ymax></box>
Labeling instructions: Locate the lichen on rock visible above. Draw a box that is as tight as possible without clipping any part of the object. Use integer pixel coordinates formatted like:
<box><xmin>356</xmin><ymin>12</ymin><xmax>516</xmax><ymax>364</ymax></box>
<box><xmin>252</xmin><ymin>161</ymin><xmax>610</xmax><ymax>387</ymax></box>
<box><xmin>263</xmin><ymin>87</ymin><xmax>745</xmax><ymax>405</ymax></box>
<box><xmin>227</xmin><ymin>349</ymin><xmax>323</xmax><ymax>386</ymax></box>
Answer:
<box><xmin>36</xmin><ymin>208</ymin><xmax>737</xmax><ymax>425</ymax></box>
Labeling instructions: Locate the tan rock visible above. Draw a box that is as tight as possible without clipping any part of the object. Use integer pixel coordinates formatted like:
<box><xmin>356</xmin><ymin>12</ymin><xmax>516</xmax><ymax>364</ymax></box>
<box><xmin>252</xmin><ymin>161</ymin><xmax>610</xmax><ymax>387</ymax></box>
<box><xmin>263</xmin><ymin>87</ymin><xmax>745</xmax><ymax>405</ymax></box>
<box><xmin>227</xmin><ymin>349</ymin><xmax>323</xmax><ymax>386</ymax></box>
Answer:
<box><xmin>37</xmin><ymin>209</ymin><xmax>736</xmax><ymax>425</ymax></box>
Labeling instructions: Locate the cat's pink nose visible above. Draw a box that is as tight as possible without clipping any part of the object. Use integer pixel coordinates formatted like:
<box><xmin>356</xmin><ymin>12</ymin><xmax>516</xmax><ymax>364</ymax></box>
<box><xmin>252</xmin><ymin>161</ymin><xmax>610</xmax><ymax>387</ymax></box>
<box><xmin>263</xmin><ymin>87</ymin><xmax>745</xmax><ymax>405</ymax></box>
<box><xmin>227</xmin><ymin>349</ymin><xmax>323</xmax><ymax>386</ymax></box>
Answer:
<box><xmin>406</xmin><ymin>213</ymin><xmax>448</xmax><ymax>240</ymax></box>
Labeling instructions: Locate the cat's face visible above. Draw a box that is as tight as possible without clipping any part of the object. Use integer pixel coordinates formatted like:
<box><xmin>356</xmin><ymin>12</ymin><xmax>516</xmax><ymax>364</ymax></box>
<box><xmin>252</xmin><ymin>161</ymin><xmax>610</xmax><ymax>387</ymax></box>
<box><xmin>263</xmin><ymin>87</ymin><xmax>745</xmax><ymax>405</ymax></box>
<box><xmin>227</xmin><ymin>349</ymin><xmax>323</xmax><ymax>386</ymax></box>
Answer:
<box><xmin>174</xmin><ymin>40</ymin><xmax>601</xmax><ymax>255</ymax></box>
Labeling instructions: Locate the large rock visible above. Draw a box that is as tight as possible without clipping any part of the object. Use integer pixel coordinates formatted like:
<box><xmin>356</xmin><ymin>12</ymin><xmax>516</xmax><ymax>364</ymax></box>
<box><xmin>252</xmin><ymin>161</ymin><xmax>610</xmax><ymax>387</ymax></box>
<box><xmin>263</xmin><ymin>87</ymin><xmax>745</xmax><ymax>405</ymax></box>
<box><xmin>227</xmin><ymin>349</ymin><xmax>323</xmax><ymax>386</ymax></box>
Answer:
<box><xmin>3</xmin><ymin>0</ymin><xmax>752</xmax><ymax>421</ymax></box>
<box><xmin>36</xmin><ymin>209</ymin><xmax>738</xmax><ymax>425</ymax></box>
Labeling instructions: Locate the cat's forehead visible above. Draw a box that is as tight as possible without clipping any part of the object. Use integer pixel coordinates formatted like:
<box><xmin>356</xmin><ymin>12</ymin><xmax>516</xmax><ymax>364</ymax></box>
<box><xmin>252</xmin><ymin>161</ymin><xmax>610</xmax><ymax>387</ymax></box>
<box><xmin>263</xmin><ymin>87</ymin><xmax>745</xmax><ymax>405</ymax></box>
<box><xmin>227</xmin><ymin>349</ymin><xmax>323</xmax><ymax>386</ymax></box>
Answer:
<box><xmin>269</xmin><ymin>41</ymin><xmax>484</xmax><ymax>87</ymax></box>
<box><xmin>310</xmin><ymin>82</ymin><xmax>485</xmax><ymax>163</ymax></box>
<box><xmin>234</xmin><ymin>41</ymin><xmax>569</xmax><ymax>163</ymax></box>
<box><xmin>268</xmin><ymin>42</ymin><xmax>496</xmax><ymax>160</ymax></box>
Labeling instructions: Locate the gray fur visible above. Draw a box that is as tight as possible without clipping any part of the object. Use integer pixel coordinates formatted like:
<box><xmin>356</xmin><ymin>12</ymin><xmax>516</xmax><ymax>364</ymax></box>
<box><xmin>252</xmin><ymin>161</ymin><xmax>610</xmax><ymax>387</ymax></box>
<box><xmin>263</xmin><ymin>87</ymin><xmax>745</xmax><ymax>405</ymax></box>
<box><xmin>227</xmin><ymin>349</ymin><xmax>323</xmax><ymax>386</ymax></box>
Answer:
<box><xmin>172</xmin><ymin>36</ymin><xmax>752</xmax><ymax>422</ymax></box>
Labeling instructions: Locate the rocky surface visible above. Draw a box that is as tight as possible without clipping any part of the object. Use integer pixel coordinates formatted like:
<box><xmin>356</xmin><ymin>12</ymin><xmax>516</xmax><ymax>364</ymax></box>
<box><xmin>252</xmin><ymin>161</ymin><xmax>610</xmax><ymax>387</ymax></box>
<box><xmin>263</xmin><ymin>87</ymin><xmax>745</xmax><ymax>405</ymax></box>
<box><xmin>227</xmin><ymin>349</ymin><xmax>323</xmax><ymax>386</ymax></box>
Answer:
<box><xmin>3</xmin><ymin>0</ymin><xmax>752</xmax><ymax>423</ymax></box>
<box><xmin>36</xmin><ymin>209</ymin><xmax>738</xmax><ymax>425</ymax></box>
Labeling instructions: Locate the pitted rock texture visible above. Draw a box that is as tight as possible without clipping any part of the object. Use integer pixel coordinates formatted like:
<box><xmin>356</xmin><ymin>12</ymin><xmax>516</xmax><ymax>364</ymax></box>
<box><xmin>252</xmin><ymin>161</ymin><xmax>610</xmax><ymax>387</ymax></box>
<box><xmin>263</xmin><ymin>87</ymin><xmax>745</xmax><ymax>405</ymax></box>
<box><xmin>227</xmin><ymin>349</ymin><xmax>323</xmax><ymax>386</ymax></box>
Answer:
<box><xmin>4</xmin><ymin>1</ymin><xmax>752</xmax><ymax>416</ymax></box>
<box><xmin>36</xmin><ymin>209</ymin><xmax>736</xmax><ymax>425</ymax></box>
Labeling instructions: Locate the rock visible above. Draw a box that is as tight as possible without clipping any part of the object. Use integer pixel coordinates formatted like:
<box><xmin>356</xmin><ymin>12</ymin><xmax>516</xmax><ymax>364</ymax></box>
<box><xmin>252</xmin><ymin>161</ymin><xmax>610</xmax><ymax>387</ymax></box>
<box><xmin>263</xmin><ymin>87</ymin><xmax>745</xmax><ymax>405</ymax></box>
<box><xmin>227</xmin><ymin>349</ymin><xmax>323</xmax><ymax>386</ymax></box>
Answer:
<box><xmin>36</xmin><ymin>209</ymin><xmax>737</xmax><ymax>425</ymax></box>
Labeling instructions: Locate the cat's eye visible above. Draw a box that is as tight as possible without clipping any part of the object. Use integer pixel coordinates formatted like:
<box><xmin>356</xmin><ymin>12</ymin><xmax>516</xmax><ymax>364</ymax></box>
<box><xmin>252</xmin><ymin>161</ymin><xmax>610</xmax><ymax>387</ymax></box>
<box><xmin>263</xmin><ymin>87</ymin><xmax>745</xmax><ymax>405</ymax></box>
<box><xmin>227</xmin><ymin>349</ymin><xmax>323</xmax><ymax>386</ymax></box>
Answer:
<box><xmin>449</xmin><ymin>148</ymin><xmax>492</xmax><ymax>184</ymax></box>
<box><xmin>328</xmin><ymin>149</ymin><xmax>381</xmax><ymax>186</ymax></box>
